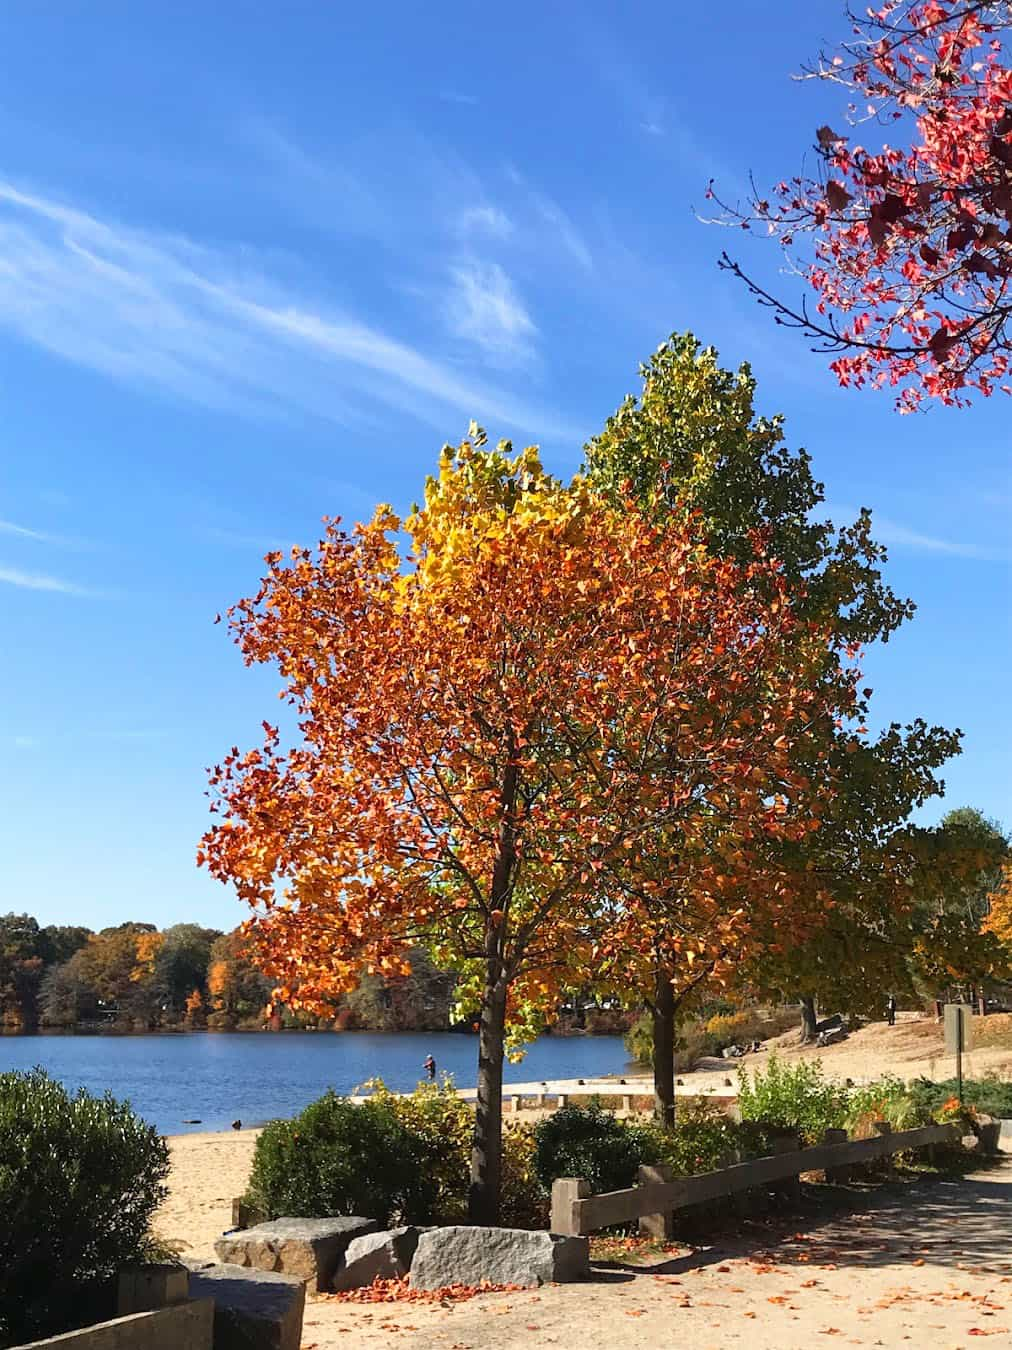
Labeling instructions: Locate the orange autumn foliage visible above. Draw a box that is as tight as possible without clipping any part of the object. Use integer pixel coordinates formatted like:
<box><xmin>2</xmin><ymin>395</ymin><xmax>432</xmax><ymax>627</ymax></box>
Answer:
<box><xmin>985</xmin><ymin>863</ymin><xmax>1012</xmax><ymax>949</ymax></box>
<box><xmin>199</xmin><ymin>435</ymin><xmax>858</xmax><ymax>1219</ymax></box>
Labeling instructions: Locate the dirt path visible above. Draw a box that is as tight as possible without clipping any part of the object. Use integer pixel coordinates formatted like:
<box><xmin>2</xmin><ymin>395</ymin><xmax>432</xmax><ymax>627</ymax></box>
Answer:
<box><xmin>302</xmin><ymin>1163</ymin><xmax>1012</xmax><ymax>1349</ymax></box>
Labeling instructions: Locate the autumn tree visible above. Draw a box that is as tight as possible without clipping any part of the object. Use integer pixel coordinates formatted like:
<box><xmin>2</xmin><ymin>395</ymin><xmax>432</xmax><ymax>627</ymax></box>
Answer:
<box><xmin>0</xmin><ymin>914</ymin><xmax>47</xmax><ymax>1031</ymax></box>
<box><xmin>63</xmin><ymin>924</ymin><xmax>163</xmax><ymax>1027</ymax></box>
<box><xmin>907</xmin><ymin>807</ymin><xmax>1010</xmax><ymax>995</ymax></box>
<box><xmin>710</xmin><ymin>1</ymin><xmax>1012</xmax><ymax>410</ymax></box>
<box><xmin>585</xmin><ymin>335</ymin><xmax>958</xmax><ymax>1085</ymax></box>
<box><xmin>344</xmin><ymin>948</ymin><xmax>456</xmax><ymax>1032</ymax></box>
<box><xmin>205</xmin><ymin>930</ymin><xmax>273</xmax><ymax>1028</ymax></box>
<box><xmin>200</xmin><ymin>434</ymin><xmax>856</xmax><ymax>1221</ymax></box>
<box><xmin>985</xmin><ymin>859</ymin><xmax>1012</xmax><ymax>947</ymax></box>
<box><xmin>151</xmin><ymin>923</ymin><xmax>221</xmax><ymax>1018</ymax></box>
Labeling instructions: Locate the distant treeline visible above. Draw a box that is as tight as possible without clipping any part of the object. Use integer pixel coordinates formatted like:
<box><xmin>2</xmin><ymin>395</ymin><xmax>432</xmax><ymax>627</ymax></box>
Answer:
<box><xmin>0</xmin><ymin>913</ymin><xmax>456</xmax><ymax>1033</ymax></box>
<box><xmin>0</xmin><ymin>912</ymin><xmax>633</xmax><ymax>1036</ymax></box>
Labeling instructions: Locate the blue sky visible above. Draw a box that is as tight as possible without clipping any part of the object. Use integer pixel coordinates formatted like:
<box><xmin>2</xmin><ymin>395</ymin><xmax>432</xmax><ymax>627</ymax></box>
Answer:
<box><xmin>1</xmin><ymin>2</ymin><xmax>1008</xmax><ymax>933</ymax></box>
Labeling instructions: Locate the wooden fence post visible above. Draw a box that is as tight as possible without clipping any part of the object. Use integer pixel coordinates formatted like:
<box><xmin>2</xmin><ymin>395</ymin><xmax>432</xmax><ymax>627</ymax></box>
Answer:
<box><xmin>772</xmin><ymin>1132</ymin><xmax>802</xmax><ymax>1208</ymax></box>
<box><xmin>551</xmin><ymin>1177</ymin><xmax>590</xmax><ymax>1236</ymax></box>
<box><xmin>821</xmin><ymin>1128</ymin><xmax>851</xmax><ymax>1184</ymax></box>
<box><xmin>637</xmin><ymin>1163</ymin><xmax>675</xmax><ymax>1238</ymax></box>
<box><xmin>873</xmin><ymin>1119</ymin><xmax>894</xmax><ymax>1175</ymax></box>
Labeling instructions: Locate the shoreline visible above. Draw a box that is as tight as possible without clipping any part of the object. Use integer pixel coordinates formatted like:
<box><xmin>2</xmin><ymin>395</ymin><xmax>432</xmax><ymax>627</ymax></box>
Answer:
<box><xmin>2</xmin><ymin>1024</ymin><xmax>628</xmax><ymax>1039</ymax></box>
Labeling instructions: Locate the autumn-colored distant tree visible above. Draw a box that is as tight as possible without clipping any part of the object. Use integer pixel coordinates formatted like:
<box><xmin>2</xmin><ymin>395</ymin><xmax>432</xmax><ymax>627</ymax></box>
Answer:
<box><xmin>200</xmin><ymin>433</ymin><xmax>855</xmax><ymax>1221</ymax></box>
<box><xmin>206</xmin><ymin>930</ymin><xmax>273</xmax><ymax>1028</ymax></box>
<box><xmin>585</xmin><ymin>335</ymin><xmax>958</xmax><ymax>1097</ymax></box>
<box><xmin>183</xmin><ymin>987</ymin><xmax>205</xmax><ymax>1028</ymax></box>
<box><xmin>0</xmin><ymin>914</ymin><xmax>46</xmax><ymax>1031</ymax></box>
<box><xmin>985</xmin><ymin>860</ymin><xmax>1012</xmax><ymax>946</ymax></box>
<box><xmin>908</xmin><ymin>807</ymin><xmax>1010</xmax><ymax>993</ymax></box>
<box><xmin>744</xmin><ymin>809</ymin><xmax>1008</xmax><ymax>1025</ymax></box>
<box><xmin>150</xmin><ymin>923</ymin><xmax>220</xmax><ymax>1017</ymax></box>
<box><xmin>710</xmin><ymin>2</ymin><xmax>1012</xmax><ymax>410</ymax></box>
<box><xmin>68</xmin><ymin>924</ymin><xmax>162</xmax><ymax>1026</ymax></box>
<box><xmin>344</xmin><ymin>948</ymin><xmax>456</xmax><ymax>1032</ymax></box>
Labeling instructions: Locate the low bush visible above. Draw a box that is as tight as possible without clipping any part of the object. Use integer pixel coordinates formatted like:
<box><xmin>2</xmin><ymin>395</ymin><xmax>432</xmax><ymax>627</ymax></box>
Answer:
<box><xmin>844</xmin><ymin>1075</ymin><xmax>931</xmax><ymax>1136</ymax></box>
<box><xmin>737</xmin><ymin>1054</ymin><xmax>847</xmax><ymax>1142</ymax></box>
<box><xmin>246</xmin><ymin>1080</ymin><xmax>552</xmax><ymax>1230</ymax></box>
<box><xmin>650</xmin><ymin>1099</ymin><xmax>767</xmax><ymax>1175</ymax></box>
<box><xmin>908</xmin><ymin>1074</ymin><xmax>1012</xmax><ymax>1121</ymax></box>
<box><xmin>501</xmin><ymin>1123</ymin><xmax>550</xmax><ymax>1228</ymax></box>
<box><xmin>364</xmin><ymin>1078</ymin><xmax>472</xmax><ymax>1224</ymax></box>
<box><xmin>0</xmin><ymin>1068</ymin><xmax>170</xmax><ymax>1348</ymax></box>
<box><xmin>244</xmin><ymin>1091</ymin><xmax>423</xmax><ymax>1226</ymax></box>
<box><xmin>533</xmin><ymin>1100</ymin><xmax>660</xmax><ymax>1194</ymax></box>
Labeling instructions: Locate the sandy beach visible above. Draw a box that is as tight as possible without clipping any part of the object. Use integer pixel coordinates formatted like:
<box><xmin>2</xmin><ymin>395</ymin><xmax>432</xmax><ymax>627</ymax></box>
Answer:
<box><xmin>156</xmin><ymin>1128</ymin><xmax>262</xmax><ymax>1261</ymax></box>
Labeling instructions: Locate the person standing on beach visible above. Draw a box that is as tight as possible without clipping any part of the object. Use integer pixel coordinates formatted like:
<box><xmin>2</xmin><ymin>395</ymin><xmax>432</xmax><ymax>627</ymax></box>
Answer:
<box><xmin>423</xmin><ymin>1054</ymin><xmax>436</xmax><ymax>1081</ymax></box>
<box><xmin>886</xmin><ymin>994</ymin><xmax>897</xmax><ymax>1027</ymax></box>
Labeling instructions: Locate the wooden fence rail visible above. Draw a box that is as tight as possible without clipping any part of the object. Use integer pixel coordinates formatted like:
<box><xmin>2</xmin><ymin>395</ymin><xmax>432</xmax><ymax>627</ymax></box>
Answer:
<box><xmin>550</xmin><ymin>1121</ymin><xmax>959</xmax><ymax>1236</ymax></box>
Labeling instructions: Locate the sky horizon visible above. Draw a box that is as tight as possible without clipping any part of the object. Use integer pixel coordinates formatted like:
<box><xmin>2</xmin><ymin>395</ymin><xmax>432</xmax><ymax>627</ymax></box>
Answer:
<box><xmin>1</xmin><ymin>2</ymin><xmax>1009</xmax><ymax>932</ymax></box>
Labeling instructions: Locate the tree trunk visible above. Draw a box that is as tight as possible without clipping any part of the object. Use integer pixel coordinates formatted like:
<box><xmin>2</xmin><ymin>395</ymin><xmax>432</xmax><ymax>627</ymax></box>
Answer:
<box><xmin>468</xmin><ymin>745</ymin><xmax>518</xmax><ymax>1226</ymax></box>
<box><xmin>798</xmin><ymin>995</ymin><xmax>818</xmax><ymax>1044</ymax></box>
<box><xmin>468</xmin><ymin>969</ymin><xmax>507</xmax><ymax>1226</ymax></box>
<box><xmin>652</xmin><ymin>967</ymin><xmax>676</xmax><ymax>1130</ymax></box>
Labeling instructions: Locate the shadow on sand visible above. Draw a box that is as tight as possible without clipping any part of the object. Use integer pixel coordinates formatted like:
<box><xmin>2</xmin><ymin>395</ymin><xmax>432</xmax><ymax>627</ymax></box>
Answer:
<box><xmin>589</xmin><ymin>1160</ymin><xmax>1012</xmax><ymax>1283</ymax></box>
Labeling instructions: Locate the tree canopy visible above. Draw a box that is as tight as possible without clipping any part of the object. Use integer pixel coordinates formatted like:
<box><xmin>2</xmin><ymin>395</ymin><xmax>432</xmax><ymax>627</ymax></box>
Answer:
<box><xmin>200</xmin><ymin>428</ymin><xmax>859</xmax><ymax>1219</ymax></box>
<box><xmin>710</xmin><ymin>1</ymin><xmax>1012</xmax><ymax>411</ymax></box>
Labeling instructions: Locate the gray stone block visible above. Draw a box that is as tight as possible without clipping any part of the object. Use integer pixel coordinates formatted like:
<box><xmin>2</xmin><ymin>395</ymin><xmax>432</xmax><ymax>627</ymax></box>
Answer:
<box><xmin>409</xmin><ymin>1226</ymin><xmax>589</xmax><ymax>1291</ymax></box>
<box><xmin>186</xmin><ymin>1262</ymin><xmax>304</xmax><ymax>1350</ymax></box>
<box><xmin>116</xmin><ymin>1263</ymin><xmax>189</xmax><ymax>1315</ymax></box>
<box><xmin>214</xmin><ymin>1216</ymin><xmax>376</xmax><ymax>1292</ymax></box>
<box><xmin>331</xmin><ymin>1226</ymin><xmax>426</xmax><ymax>1291</ymax></box>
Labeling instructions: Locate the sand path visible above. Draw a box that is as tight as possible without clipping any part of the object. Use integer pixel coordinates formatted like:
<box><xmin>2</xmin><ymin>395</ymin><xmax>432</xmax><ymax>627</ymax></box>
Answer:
<box><xmin>154</xmin><ymin>1141</ymin><xmax>1012</xmax><ymax>1348</ymax></box>
<box><xmin>302</xmin><ymin>1164</ymin><xmax>1012</xmax><ymax>1349</ymax></box>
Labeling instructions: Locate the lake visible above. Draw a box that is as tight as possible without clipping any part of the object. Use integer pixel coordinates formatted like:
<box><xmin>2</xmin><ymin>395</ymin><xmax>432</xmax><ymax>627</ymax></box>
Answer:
<box><xmin>0</xmin><ymin>1031</ymin><xmax>634</xmax><ymax>1135</ymax></box>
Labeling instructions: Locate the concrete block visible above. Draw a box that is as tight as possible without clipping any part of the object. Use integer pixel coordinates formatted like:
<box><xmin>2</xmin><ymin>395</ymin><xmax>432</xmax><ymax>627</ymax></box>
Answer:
<box><xmin>14</xmin><ymin>1299</ymin><xmax>213</xmax><ymax>1350</ymax></box>
<box><xmin>116</xmin><ymin>1264</ymin><xmax>189</xmax><ymax>1315</ymax></box>
<box><xmin>186</xmin><ymin>1263</ymin><xmax>304</xmax><ymax>1350</ymax></box>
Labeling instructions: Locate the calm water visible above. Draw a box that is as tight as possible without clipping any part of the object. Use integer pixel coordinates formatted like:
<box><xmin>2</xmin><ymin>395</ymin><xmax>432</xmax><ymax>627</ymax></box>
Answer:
<box><xmin>0</xmin><ymin>1032</ymin><xmax>633</xmax><ymax>1135</ymax></box>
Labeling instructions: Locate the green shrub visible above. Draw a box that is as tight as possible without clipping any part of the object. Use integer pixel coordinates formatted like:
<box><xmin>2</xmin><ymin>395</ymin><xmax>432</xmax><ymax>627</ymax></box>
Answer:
<box><xmin>244</xmin><ymin>1091</ymin><xmax>424</xmax><ymax>1225</ymax></box>
<box><xmin>0</xmin><ymin>1068</ymin><xmax>169</xmax><ymax>1348</ymax></box>
<box><xmin>908</xmin><ymin>1074</ymin><xmax>1012</xmax><ymax>1121</ymax></box>
<box><xmin>737</xmin><ymin>1054</ymin><xmax>847</xmax><ymax>1142</ymax></box>
<box><xmin>501</xmin><ymin>1123</ymin><xmax>550</xmax><ymax>1228</ymax></box>
<box><xmin>533</xmin><ymin>1101</ymin><xmax>660</xmax><ymax>1194</ymax></box>
<box><xmin>844</xmin><ymin>1075</ymin><xmax>929</xmax><ymax>1135</ymax></box>
<box><xmin>363</xmin><ymin>1078</ymin><xmax>472</xmax><ymax>1224</ymax></box>
<box><xmin>649</xmin><ymin>1099</ymin><xmax>773</xmax><ymax>1176</ymax></box>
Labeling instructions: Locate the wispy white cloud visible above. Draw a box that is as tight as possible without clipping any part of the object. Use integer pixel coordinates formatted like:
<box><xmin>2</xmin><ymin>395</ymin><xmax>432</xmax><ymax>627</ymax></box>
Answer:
<box><xmin>12</xmin><ymin>734</ymin><xmax>37</xmax><ymax>749</ymax></box>
<box><xmin>505</xmin><ymin>166</ymin><xmax>593</xmax><ymax>273</ymax></box>
<box><xmin>444</xmin><ymin>260</ymin><xmax>537</xmax><ymax>364</ymax></box>
<box><xmin>0</xmin><ymin>518</ymin><xmax>52</xmax><ymax>542</ymax></box>
<box><xmin>0</xmin><ymin>564</ymin><xmax>93</xmax><ymax>595</ymax></box>
<box><xmin>457</xmin><ymin>205</ymin><xmax>514</xmax><ymax>239</ymax></box>
<box><xmin>0</xmin><ymin>178</ymin><xmax>582</xmax><ymax>442</ymax></box>
<box><xmin>439</xmin><ymin>90</ymin><xmax>479</xmax><ymax>106</ymax></box>
<box><xmin>0</xmin><ymin>516</ymin><xmax>86</xmax><ymax>548</ymax></box>
<box><xmin>641</xmin><ymin>121</ymin><xmax>664</xmax><ymax>137</ymax></box>
<box><xmin>825</xmin><ymin>503</ymin><xmax>1011</xmax><ymax>562</ymax></box>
